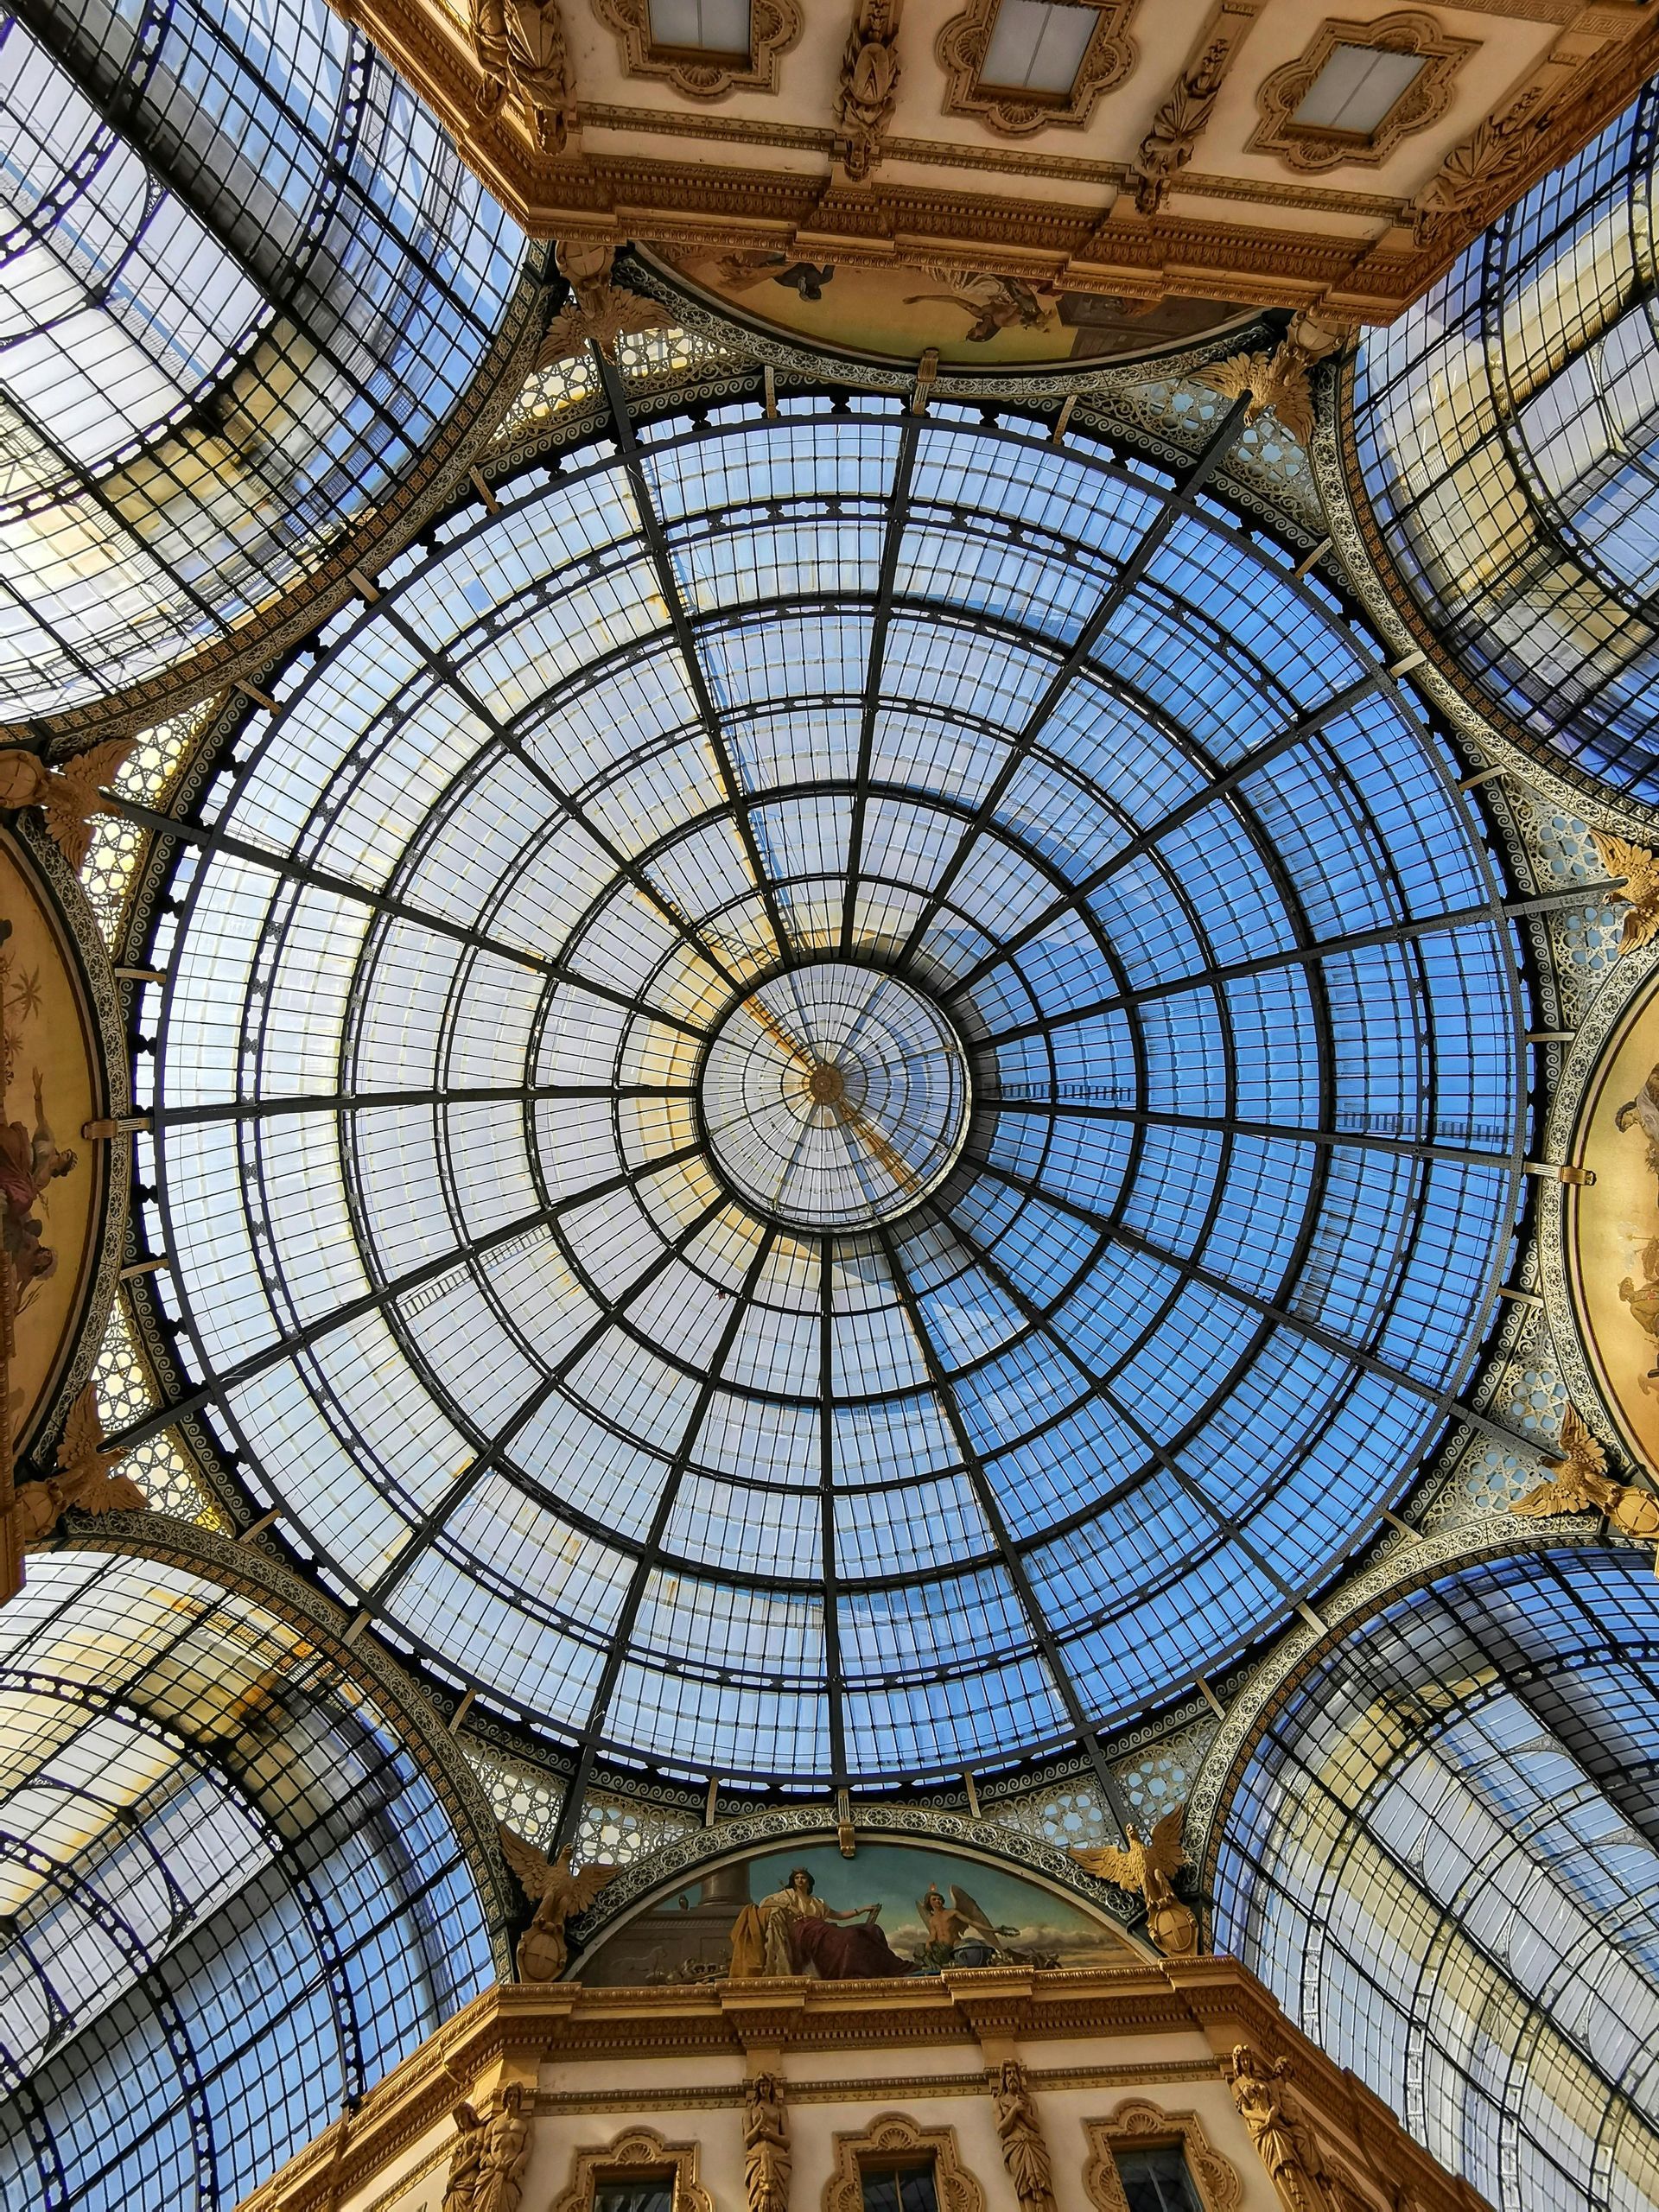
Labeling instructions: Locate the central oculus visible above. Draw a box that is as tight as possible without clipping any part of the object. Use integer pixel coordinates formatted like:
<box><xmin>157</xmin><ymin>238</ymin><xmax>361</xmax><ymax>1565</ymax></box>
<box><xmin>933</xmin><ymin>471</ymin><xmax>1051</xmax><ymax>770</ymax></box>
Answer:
<box><xmin>700</xmin><ymin>961</ymin><xmax>972</xmax><ymax>1230</ymax></box>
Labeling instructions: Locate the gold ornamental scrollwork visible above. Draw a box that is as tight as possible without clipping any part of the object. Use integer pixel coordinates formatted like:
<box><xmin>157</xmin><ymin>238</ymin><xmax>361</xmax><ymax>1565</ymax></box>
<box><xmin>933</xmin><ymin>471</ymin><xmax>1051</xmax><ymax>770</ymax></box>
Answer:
<box><xmin>1084</xmin><ymin>2103</ymin><xmax>1243</xmax><ymax>2212</ymax></box>
<box><xmin>550</xmin><ymin>2129</ymin><xmax>715</xmax><ymax>2212</ymax></box>
<box><xmin>593</xmin><ymin>0</ymin><xmax>803</xmax><ymax>100</ymax></box>
<box><xmin>935</xmin><ymin>0</ymin><xmax>1135</xmax><ymax>137</ymax></box>
<box><xmin>823</xmin><ymin>2114</ymin><xmax>986</xmax><ymax>2212</ymax></box>
<box><xmin>1249</xmin><ymin>13</ymin><xmax>1476</xmax><ymax>173</ymax></box>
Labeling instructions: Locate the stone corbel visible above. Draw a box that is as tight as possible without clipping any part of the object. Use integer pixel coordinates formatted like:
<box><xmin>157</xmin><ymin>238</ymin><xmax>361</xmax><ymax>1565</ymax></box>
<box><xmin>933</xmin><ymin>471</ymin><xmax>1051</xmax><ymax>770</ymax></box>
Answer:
<box><xmin>1128</xmin><ymin>0</ymin><xmax>1267</xmax><ymax>216</ymax></box>
<box><xmin>1401</xmin><ymin>17</ymin><xmax>1631</xmax><ymax>255</ymax></box>
<box><xmin>470</xmin><ymin>0</ymin><xmax>581</xmax><ymax>155</ymax></box>
<box><xmin>835</xmin><ymin>1</ymin><xmax>903</xmax><ymax>187</ymax></box>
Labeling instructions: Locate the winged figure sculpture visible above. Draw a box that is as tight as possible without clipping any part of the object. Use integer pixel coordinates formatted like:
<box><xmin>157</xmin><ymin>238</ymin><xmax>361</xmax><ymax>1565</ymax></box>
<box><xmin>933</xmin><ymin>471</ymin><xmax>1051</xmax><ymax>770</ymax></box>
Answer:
<box><xmin>1071</xmin><ymin>1806</ymin><xmax>1198</xmax><ymax>1956</ymax></box>
<box><xmin>1070</xmin><ymin>1806</ymin><xmax>1188</xmax><ymax>1911</ymax></box>
<box><xmin>12</xmin><ymin>1383</ymin><xmax>148</xmax><ymax>1545</ymax></box>
<box><xmin>0</xmin><ymin>742</ymin><xmax>133</xmax><ymax>871</ymax></box>
<box><xmin>1512</xmin><ymin>1407</ymin><xmax>1659</xmax><ymax>1553</ymax></box>
<box><xmin>1590</xmin><ymin>830</ymin><xmax>1659</xmax><ymax>952</ymax></box>
<box><xmin>498</xmin><ymin>1825</ymin><xmax>616</xmax><ymax>1980</ymax></box>
<box><xmin>1196</xmin><ymin>346</ymin><xmax>1315</xmax><ymax>446</ymax></box>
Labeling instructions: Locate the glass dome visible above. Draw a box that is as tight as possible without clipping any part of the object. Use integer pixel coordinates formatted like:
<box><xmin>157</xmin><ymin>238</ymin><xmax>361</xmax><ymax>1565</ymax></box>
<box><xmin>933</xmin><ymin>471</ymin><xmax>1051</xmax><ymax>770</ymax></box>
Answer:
<box><xmin>1213</xmin><ymin>1548</ymin><xmax>1659</xmax><ymax>2212</ymax></box>
<box><xmin>126</xmin><ymin>394</ymin><xmax>1523</xmax><ymax>1789</ymax></box>
<box><xmin>0</xmin><ymin>1548</ymin><xmax>499</xmax><ymax>2212</ymax></box>
<box><xmin>1350</xmin><ymin>81</ymin><xmax>1659</xmax><ymax>798</ymax></box>
<box><xmin>0</xmin><ymin>0</ymin><xmax>523</xmax><ymax>716</ymax></box>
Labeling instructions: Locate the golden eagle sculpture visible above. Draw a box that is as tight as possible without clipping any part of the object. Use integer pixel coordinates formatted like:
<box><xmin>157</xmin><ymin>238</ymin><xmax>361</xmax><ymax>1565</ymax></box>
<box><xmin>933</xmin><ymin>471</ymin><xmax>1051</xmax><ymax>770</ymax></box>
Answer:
<box><xmin>497</xmin><ymin>1824</ymin><xmax>617</xmax><ymax>1981</ymax></box>
<box><xmin>1070</xmin><ymin>1806</ymin><xmax>1198</xmax><ymax>1959</ymax></box>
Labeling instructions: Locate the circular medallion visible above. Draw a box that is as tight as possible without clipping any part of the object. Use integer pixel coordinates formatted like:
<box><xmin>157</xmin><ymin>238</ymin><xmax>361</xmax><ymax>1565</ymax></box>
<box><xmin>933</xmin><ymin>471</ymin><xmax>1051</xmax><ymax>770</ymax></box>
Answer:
<box><xmin>700</xmin><ymin>963</ymin><xmax>971</xmax><ymax>1230</ymax></box>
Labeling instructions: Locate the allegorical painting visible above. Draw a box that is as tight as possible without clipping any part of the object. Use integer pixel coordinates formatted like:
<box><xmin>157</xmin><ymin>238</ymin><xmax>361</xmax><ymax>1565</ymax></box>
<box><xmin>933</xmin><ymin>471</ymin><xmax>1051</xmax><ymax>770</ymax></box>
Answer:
<box><xmin>1571</xmin><ymin>980</ymin><xmax>1659</xmax><ymax>1468</ymax></box>
<box><xmin>575</xmin><ymin>1838</ymin><xmax>1139</xmax><ymax>1987</ymax></box>
<box><xmin>0</xmin><ymin>826</ymin><xmax>100</xmax><ymax>1446</ymax></box>
<box><xmin>642</xmin><ymin>248</ymin><xmax>1250</xmax><ymax>370</ymax></box>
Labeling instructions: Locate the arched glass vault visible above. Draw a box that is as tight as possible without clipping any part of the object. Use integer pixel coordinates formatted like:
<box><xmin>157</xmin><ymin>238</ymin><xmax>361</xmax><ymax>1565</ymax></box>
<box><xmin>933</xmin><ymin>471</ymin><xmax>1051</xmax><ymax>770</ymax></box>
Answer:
<box><xmin>0</xmin><ymin>1546</ymin><xmax>499</xmax><ymax>2212</ymax></box>
<box><xmin>0</xmin><ymin>0</ymin><xmax>523</xmax><ymax>716</ymax></box>
<box><xmin>1211</xmin><ymin>1548</ymin><xmax>1659</xmax><ymax>2212</ymax></box>
<box><xmin>112</xmin><ymin>382</ymin><xmax>1527</xmax><ymax>1796</ymax></box>
<box><xmin>1349</xmin><ymin>79</ymin><xmax>1659</xmax><ymax>799</ymax></box>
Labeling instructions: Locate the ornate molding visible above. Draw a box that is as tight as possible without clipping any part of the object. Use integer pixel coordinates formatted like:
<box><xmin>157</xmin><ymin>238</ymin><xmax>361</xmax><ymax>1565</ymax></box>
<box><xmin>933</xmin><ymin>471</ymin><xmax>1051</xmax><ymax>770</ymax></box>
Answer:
<box><xmin>1249</xmin><ymin>13</ymin><xmax>1475</xmax><ymax>173</ymax></box>
<box><xmin>550</xmin><ymin>2128</ymin><xmax>715</xmax><ymax>2212</ymax></box>
<box><xmin>1129</xmin><ymin>0</ymin><xmax>1265</xmax><ymax>215</ymax></box>
<box><xmin>1084</xmin><ymin>2104</ymin><xmax>1242</xmax><ymax>2212</ymax></box>
<box><xmin>541</xmin><ymin>241</ymin><xmax>673</xmax><ymax>361</ymax></box>
<box><xmin>823</xmin><ymin>2113</ymin><xmax>985</xmax><ymax>2212</ymax></box>
<box><xmin>593</xmin><ymin>0</ymin><xmax>803</xmax><ymax>100</ymax></box>
<box><xmin>936</xmin><ymin>0</ymin><xmax>1135</xmax><ymax>137</ymax></box>
<box><xmin>836</xmin><ymin>1</ymin><xmax>904</xmax><ymax>183</ymax></box>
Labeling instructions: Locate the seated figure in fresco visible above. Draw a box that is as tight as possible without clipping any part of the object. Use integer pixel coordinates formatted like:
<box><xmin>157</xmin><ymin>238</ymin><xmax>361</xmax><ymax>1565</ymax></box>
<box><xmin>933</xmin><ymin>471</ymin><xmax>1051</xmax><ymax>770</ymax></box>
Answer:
<box><xmin>728</xmin><ymin>1866</ymin><xmax>914</xmax><ymax>1979</ymax></box>
<box><xmin>0</xmin><ymin>1071</ymin><xmax>75</xmax><ymax>1294</ymax></box>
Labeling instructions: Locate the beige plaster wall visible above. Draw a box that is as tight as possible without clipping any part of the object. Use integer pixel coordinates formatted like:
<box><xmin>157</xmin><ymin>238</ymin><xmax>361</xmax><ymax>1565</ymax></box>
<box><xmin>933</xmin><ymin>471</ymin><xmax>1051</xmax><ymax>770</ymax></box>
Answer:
<box><xmin>339</xmin><ymin>2033</ymin><xmax>1281</xmax><ymax>2212</ymax></box>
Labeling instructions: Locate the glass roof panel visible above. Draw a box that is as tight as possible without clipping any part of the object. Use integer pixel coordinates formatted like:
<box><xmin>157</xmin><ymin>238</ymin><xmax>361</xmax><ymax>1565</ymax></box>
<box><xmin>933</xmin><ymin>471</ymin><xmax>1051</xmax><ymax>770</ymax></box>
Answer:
<box><xmin>1351</xmin><ymin>83</ymin><xmax>1659</xmax><ymax>796</ymax></box>
<box><xmin>136</xmin><ymin>401</ymin><xmax>1523</xmax><ymax>1786</ymax></box>
<box><xmin>0</xmin><ymin>1550</ymin><xmax>494</xmax><ymax>2212</ymax></box>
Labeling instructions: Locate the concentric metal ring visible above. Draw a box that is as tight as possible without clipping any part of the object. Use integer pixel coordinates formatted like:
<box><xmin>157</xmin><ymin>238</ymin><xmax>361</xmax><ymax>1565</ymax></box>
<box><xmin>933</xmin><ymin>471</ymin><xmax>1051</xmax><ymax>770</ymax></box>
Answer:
<box><xmin>701</xmin><ymin>963</ymin><xmax>972</xmax><ymax>1230</ymax></box>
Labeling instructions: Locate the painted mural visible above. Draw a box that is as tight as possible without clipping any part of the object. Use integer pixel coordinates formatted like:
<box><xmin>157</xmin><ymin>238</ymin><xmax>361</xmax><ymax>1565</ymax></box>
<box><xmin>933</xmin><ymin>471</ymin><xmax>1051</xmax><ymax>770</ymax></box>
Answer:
<box><xmin>575</xmin><ymin>1838</ymin><xmax>1138</xmax><ymax>1986</ymax></box>
<box><xmin>645</xmin><ymin>249</ymin><xmax>1249</xmax><ymax>369</ymax></box>
<box><xmin>0</xmin><ymin>828</ymin><xmax>100</xmax><ymax>1446</ymax></box>
<box><xmin>1571</xmin><ymin>981</ymin><xmax>1659</xmax><ymax>1469</ymax></box>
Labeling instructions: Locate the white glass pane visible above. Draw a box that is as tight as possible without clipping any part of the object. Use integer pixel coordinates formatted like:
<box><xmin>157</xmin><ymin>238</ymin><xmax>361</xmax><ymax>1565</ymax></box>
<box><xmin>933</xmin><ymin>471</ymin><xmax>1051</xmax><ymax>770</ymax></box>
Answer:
<box><xmin>981</xmin><ymin>0</ymin><xmax>1096</xmax><ymax>94</ymax></box>
<box><xmin>1293</xmin><ymin>44</ymin><xmax>1425</xmax><ymax>133</ymax></box>
<box><xmin>648</xmin><ymin>0</ymin><xmax>750</xmax><ymax>52</ymax></box>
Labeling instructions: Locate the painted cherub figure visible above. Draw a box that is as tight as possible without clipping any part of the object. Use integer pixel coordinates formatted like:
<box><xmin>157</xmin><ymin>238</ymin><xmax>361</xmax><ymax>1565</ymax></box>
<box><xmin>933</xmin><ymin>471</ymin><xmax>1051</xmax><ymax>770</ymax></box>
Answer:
<box><xmin>0</xmin><ymin>1071</ymin><xmax>76</xmax><ymax>1288</ymax></box>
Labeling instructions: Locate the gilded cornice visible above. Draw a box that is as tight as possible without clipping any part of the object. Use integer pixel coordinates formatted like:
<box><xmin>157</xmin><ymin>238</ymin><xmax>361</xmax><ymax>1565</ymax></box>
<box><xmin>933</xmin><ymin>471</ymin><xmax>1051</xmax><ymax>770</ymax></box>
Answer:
<box><xmin>236</xmin><ymin>1959</ymin><xmax>1483</xmax><ymax>2212</ymax></box>
<box><xmin>319</xmin><ymin>0</ymin><xmax>1659</xmax><ymax>328</ymax></box>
